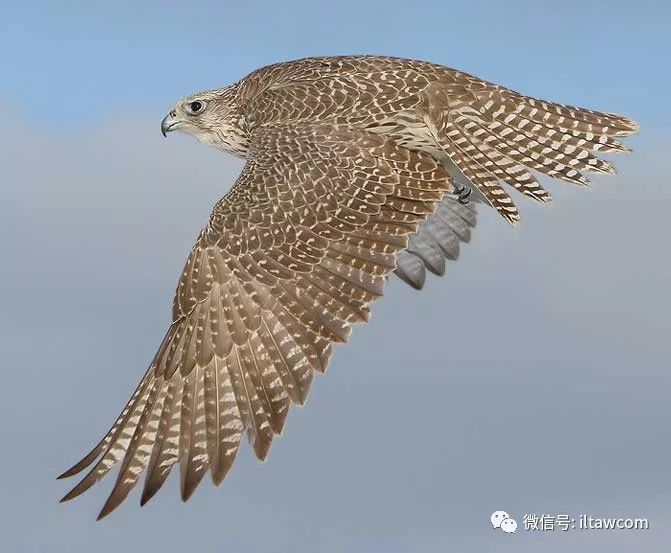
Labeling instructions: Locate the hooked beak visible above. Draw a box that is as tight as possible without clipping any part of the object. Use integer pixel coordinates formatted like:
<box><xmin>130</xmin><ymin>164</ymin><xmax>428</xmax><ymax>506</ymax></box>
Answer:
<box><xmin>160</xmin><ymin>111</ymin><xmax>181</xmax><ymax>137</ymax></box>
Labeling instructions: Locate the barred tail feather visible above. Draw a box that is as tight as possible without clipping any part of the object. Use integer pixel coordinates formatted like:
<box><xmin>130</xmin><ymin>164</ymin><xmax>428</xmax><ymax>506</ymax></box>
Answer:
<box><xmin>508</xmin><ymin>94</ymin><xmax>639</xmax><ymax>137</ymax></box>
<box><xmin>432</xmin><ymin>85</ymin><xmax>639</xmax><ymax>224</ymax></box>
<box><xmin>452</xmin><ymin>116</ymin><xmax>552</xmax><ymax>203</ymax></box>
<box><xmin>443</xmin><ymin>122</ymin><xmax>520</xmax><ymax>224</ymax></box>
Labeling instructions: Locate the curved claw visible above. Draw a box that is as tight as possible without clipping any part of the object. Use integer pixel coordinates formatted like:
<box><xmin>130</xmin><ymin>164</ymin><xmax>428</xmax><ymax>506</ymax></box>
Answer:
<box><xmin>454</xmin><ymin>183</ymin><xmax>472</xmax><ymax>205</ymax></box>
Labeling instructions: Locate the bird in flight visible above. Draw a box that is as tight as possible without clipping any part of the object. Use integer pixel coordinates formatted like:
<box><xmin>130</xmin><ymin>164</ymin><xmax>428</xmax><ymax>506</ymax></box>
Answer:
<box><xmin>58</xmin><ymin>56</ymin><xmax>638</xmax><ymax>519</ymax></box>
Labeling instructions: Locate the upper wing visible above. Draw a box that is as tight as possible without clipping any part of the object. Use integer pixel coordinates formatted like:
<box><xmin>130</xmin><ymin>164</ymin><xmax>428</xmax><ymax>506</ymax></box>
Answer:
<box><xmin>58</xmin><ymin>122</ymin><xmax>456</xmax><ymax>518</ymax></box>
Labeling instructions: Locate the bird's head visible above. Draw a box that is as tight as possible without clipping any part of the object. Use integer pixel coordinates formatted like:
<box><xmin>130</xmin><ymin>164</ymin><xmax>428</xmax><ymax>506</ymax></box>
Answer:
<box><xmin>161</xmin><ymin>85</ymin><xmax>250</xmax><ymax>157</ymax></box>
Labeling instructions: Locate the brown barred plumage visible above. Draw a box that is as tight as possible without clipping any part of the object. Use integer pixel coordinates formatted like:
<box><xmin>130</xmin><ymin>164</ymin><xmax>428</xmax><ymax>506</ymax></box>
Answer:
<box><xmin>59</xmin><ymin>56</ymin><xmax>637</xmax><ymax>518</ymax></box>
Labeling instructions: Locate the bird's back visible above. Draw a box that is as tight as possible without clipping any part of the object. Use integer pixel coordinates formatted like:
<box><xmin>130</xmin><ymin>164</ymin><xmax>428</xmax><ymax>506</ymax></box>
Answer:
<box><xmin>238</xmin><ymin>55</ymin><xmax>473</xmax><ymax>130</ymax></box>
<box><xmin>237</xmin><ymin>55</ymin><xmax>637</xmax><ymax>224</ymax></box>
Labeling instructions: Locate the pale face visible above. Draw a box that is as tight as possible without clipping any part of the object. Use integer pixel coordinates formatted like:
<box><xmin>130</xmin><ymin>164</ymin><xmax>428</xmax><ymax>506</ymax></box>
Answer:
<box><xmin>161</xmin><ymin>86</ymin><xmax>250</xmax><ymax>157</ymax></box>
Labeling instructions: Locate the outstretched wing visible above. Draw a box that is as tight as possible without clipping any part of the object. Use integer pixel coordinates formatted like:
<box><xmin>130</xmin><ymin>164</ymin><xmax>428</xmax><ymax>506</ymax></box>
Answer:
<box><xmin>58</xmin><ymin>122</ymin><xmax>457</xmax><ymax>518</ymax></box>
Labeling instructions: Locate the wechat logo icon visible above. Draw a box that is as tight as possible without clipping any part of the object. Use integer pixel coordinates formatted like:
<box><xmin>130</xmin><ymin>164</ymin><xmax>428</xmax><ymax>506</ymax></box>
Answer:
<box><xmin>491</xmin><ymin>510</ymin><xmax>518</xmax><ymax>534</ymax></box>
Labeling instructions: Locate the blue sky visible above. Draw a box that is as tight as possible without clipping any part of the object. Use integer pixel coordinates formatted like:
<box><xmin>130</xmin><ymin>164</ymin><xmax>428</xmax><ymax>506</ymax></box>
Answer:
<box><xmin>3</xmin><ymin>1</ymin><xmax>670</xmax><ymax>133</ymax></box>
<box><xmin>2</xmin><ymin>2</ymin><xmax>670</xmax><ymax>552</ymax></box>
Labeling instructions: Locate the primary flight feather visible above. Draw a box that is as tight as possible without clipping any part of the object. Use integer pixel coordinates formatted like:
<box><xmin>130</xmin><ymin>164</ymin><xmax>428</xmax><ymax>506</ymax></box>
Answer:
<box><xmin>58</xmin><ymin>56</ymin><xmax>638</xmax><ymax>518</ymax></box>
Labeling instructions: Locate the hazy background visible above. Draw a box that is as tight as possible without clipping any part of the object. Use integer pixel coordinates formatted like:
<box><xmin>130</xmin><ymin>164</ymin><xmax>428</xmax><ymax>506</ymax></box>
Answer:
<box><xmin>1</xmin><ymin>1</ymin><xmax>670</xmax><ymax>551</ymax></box>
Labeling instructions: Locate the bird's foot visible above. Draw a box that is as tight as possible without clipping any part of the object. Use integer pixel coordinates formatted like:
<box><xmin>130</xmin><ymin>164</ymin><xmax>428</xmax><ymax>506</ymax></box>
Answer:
<box><xmin>454</xmin><ymin>183</ymin><xmax>472</xmax><ymax>204</ymax></box>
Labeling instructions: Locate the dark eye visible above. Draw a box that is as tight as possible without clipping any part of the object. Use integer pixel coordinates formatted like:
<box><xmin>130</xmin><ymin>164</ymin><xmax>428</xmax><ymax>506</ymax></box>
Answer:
<box><xmin>187</xmin><ymin>100</ymin><xmax>205</xmax><ymax>114</ymax></box>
